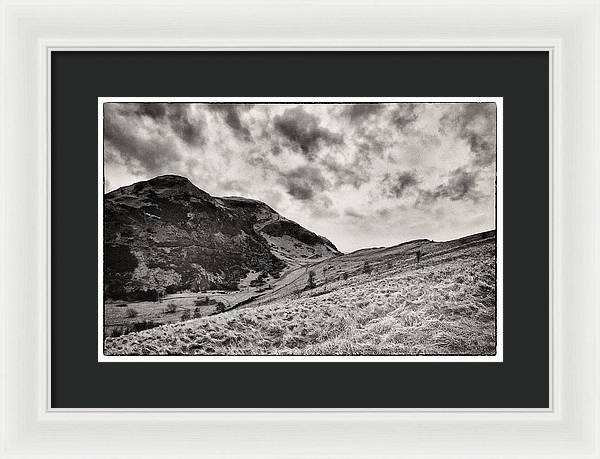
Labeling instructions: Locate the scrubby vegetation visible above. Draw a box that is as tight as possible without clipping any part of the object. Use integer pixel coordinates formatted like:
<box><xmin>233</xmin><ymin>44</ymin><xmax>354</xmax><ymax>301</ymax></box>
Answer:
<box><xmin>165</xmin><ymin>303</ymin><xmax>177</xmax><ymax>314</ymax></box>
<box><xmin>108</xmin><ymin>320</ymin><xmax>159</xmax><ymax>338</ymax></box>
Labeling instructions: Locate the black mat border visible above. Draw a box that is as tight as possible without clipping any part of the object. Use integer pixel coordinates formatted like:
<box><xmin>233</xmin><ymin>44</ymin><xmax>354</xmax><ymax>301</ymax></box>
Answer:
<box><xmin>51</xmin><ymin>51</ymin><xmax>549</xmax><ymax>408</ymax></box>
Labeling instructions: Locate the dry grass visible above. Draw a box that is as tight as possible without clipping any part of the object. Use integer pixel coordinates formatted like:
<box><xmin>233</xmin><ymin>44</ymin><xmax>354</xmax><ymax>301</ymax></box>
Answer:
<box><xmin>105</xmin><ymin>240</ymin><xmax>496</xmax><ymax>356</ymax></box>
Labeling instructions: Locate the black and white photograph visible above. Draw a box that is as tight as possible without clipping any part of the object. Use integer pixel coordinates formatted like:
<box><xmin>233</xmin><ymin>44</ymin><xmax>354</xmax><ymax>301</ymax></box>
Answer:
<box><xmin>100</xmin><ymin>98</ymin><xmax>501</xmax><ymax>359</ymax></box>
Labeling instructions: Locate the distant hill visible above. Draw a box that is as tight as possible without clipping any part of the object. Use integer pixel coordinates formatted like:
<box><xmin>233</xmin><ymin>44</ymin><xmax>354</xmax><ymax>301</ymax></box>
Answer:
<box><xmin>241</xmin><ymin>229</ymin><xmax>496</xmax><ymax>309</ymax></box>
<box><xmin>104</xmin><ymin>175</ymin><xmax>339</xmax><ymax>300</ymax></box>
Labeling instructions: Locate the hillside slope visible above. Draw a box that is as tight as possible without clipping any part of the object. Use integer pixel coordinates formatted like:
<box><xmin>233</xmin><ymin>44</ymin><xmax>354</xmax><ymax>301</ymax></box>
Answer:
<box><xmin>241</xmin><ymin>229</ymin><xmax>495</xmax><ymax>308</ymax></box>
<box><xmin>104</xmin><ymin>232</ymin><xmax>496</xmax><ymax>356</ymax></box>
<box><xmin>104</xmin><ymin>175</ymin><xmax>339</xmax><ymax>300</ymax></box>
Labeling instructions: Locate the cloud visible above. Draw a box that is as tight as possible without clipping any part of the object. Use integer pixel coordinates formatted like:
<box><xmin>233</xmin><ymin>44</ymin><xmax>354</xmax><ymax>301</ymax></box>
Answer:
<box><xmin>279</xmin><ymin>165</ymin><xmax>330</xmax><ymax>201</ymax></box>
<box><xmin>321</xmin><ymin>154</ymin><xmax>371</xmax><ymax>189</ymax></box>
<box><xmin>381</xmin><ymin>170</ymin><xmax>420</xmax><ymax>198</ymax></box>
<box><xmin>308</xmin><ymin>195</ymin><xmax>339</xmax><ymax>219</ymax></box>
<box><xmin>440</xmin><ymin>103</ymin><xmax>496</xmax><ymax>167</ymax></box>
<box><xmin>208</xmin><ymin>104</ymin><xmax>251</xmax><ymax>140</ymax></box>
<box><xmin>273</xmin><ymin>106</ymin><xmax>343</xmax><ymax>159</ymax></box>
<box><xmin>104</xmin><ymin>104</ymin><xmax>183</xmax><ymax>175</ymax></box>
<box><xmin>128</xmin><ymin>103</ymin><xmax>204</xmax><ymax>146</ymax></box>
<box><xmin>344</xmin><ymin>208</ymin><xmax>366</xmax><ymax>219</ymax></box>
<box><xmin>103</xmin><ymin>103</ymin><xmax>207</xmax><ymax>177</ymax></box>
<box><xmin>417</xmin><ymin>167</ymin><xmax>480</xmax><ymax>204</ymax></box>
<box><xmin>167</xmin><ymin>104</ymin><xmax>205</xmax><ymax>146</ymax></box>
<box><xmin>391</xmin><ymin>103</ymin><xmax>419</xmax><ymax>129</ymax></box>
<box><xmin>344</xmin><ymin>104</ymin><xmax>384</xmax><ymax>122</ymax></box>
<box><xmin>104</xmin><ymin>102</ymin><xmax>497</xmax><ymax>252</ymax></box>
<box><xmin>135</xmin><ymin>103</ymin><xmax>166</xmax><ymax>119</ymax></box>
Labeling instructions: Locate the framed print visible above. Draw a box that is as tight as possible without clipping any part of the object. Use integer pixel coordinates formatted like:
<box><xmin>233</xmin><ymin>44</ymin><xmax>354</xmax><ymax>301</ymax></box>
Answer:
<box><xmin>1</xmin><ymin>1</ymin><xmax>599</xmax><ymax>458</ymax></box>
<box><xmin>99</xmin><ymin>96</ymin><xmax>503</xmax><ymax>363</ymax></box>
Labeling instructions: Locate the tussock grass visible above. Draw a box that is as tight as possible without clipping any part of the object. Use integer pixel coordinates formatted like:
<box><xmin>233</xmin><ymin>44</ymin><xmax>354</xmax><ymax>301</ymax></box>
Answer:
<box><xmin>105</xmin><ymin>241</ymin><xmax>496</xmax><ymax>356</ymax></box>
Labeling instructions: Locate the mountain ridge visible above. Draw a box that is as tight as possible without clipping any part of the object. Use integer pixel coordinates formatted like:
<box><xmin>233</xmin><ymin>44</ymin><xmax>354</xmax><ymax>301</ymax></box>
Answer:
<box><xmin>104</xmin><ymin>175</ymin><xmax>340</xmax><ymax>300</ymax></box>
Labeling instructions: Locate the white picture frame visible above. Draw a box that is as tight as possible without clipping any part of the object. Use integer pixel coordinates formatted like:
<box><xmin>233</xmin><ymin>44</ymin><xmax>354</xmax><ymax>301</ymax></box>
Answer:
<box><xmin>0</xmin><ymin>0</ymin><xmax>598</xmax><ymax>457</ymax></box>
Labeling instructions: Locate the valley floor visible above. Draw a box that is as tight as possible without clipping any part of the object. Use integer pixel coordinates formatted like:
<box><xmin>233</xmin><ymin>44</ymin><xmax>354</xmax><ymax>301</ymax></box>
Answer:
<box><xmin>104</xmin><ymin>236</ymin><xmax>496</xmax><ymax>356</ymax></box>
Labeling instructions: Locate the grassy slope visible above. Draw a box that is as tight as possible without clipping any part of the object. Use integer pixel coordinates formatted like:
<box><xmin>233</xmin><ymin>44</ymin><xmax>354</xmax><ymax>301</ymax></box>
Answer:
<box><xmin>104</xmin><ymin>234</ymin><xmax>496</xmax><ymax>356</ymax></box>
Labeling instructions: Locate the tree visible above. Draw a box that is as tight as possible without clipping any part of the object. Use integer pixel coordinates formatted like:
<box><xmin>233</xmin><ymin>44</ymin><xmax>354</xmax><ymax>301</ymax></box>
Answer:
<box><xmin>307</xmin><ymin>270</ymin><xmax>316</xmax><ymax>289</ymax></box>
<box><xmin>363</xmin><ymin>261</ymin><xmax>372</xmax><ymax>275</ymax></box>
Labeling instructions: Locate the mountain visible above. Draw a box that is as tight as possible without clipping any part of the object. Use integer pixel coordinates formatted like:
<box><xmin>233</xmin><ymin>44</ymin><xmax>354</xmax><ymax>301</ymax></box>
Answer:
<box><xmin>103</xmin><ymin>175</ymin><xmax>339</xmax><ymax>300</ymax></box>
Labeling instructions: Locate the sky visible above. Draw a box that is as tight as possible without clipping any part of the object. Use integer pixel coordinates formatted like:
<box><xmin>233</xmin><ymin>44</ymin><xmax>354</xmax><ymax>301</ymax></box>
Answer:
<box><xmin>103</xmin><ymin>101</ymin><xmax>497</xmax><ymax>253</ymax></box>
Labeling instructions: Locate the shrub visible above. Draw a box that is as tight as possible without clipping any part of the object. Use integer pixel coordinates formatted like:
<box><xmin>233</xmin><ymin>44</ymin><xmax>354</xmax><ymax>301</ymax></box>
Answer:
<box><xmin>362</xmin><ymin>261</ymin><xmax>372</xmax><ymax>275</ymax></box>
<box><xmin>180</xmin><ymin>310</ymin><xmax>191</xmax><ymax>321</ymax></box>
<box><xmin>386</xmin><ymin>260</ymin><xmax>392</xmax><ymax>269</ymax></box>
<box><xmin>109</xmin><ymin>326</ymin><xmax>129</xmax><ymax>337</ymax></box>
<box><xmin>165</xmin><ymin>302</ymin><xmax>177</xmax><ymax>314</ymax></box>
<box><xmin>307</xmin><ymin>270</ymin><xmax>316</xmax><ymax>289</ymax></box>
<box><xmin>194</xmin><ymin>296</ymin><xmax>209</xmax><ymax>307</ymax></box>
<box><xmin>125</xmin><ymin>307</ymin><xmax>138</xmax><ymax>318</ymax></box>
<box><xmin>214</xmin><ymin>302</ymin><xmax>226</xmax><ymax>314</ymax></box>
<box><xmin>130</xmin><ymin>320</ymin><xmax>158</xmax><ymax>333</ymax></box>
<box><xmin>250</xmin><ymin>272</ymin><xmax>268</xmax><ymax>287</ymax></box>
<box><xmin>193</xmin><ymin>307</ymin><xmax>201</xmax><ymax>319</ymax></box>
<box><xmin>341</xmin><ymin>272</ymin><xmax>349</xmax><ymax>281</ymax></box>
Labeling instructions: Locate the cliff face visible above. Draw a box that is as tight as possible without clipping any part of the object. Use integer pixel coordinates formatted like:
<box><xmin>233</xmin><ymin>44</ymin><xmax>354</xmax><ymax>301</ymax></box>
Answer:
<box><xmin>103</xmin><ymin>175</ymin><xmax>339</xmax><ymax>300</ymax></box>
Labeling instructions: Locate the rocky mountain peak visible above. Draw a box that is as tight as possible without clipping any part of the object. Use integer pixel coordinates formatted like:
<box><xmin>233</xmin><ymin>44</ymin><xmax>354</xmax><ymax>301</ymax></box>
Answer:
<box><xmin>104</xmin><ymin>175</ymin><xmax>340</xmax><ymax>300</ymax></box>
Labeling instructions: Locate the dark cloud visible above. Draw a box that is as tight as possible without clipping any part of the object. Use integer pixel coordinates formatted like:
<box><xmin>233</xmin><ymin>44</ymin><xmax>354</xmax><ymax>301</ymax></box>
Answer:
<box><xmin>440</xmin><ymin>103</ymin><xmax>496</xmax><ymax>167</ymax></box>
<box><xmin>104</xmin><ymin>105</ymin><xmax>182</xmax><ymax>175</ymax></box>
<box><xmin>321</xmin><ymin>153</ymin><xmax>371</xmax><ymax>189</ymax></box>
<box><xmin>124</xmin><ymin>103</ymin><xmax>205</xmax><ymax>146</ymax></box>
<box><xmin>345</xmin><ymin>208</ymin><xmax>366</xmax><ymax>219</ymax></box>
<box><xmin>391</xmin><ymin>104</ymin><xmax>419</xmax><ymax>129</ymax></box>
<box><xmin>279</xmin><ymin>165</ymin><xmax>329</xmax><ymax>201</ymax></box>
<box><xmin>136</xmin><ymin>103</ymin><xmax>166</xmax><ymax>119</ymax></box>
<box><xmin>417</xmin><ymin>167</ymin><xmax>480</xmax><ymax>204</ymax></box>
<box><xmin>355</xmin><ymin>127</ymin><xmax>390</xmax><ymax>160</ymax></box>
<box><xmin>273</xmin><ymin>106</ymin><xmax>343</xmax><ymax>159</ymax></box>
<box><xmin>209</xmin><ymin>104</ymin><xmax>251</xmax><ymax>140</ymax></box>
<box><xmin>167</xmin><ymin>105</ymin><xmax>204</xmax><ymax>146</ymax></box>
<box><xmin>344</xmin><ymin>104</ymin><xmax>384</xmax><ymax>122</ymax></box>
<box><xmin>381</xmin><ymin>170</ymin><xmax>420</xmax><ymax>198</ymax></box>
<box><xmin>104</xmin><ymin>103</ymin><xmax>206</xmax><ymax>177</ymax></box>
